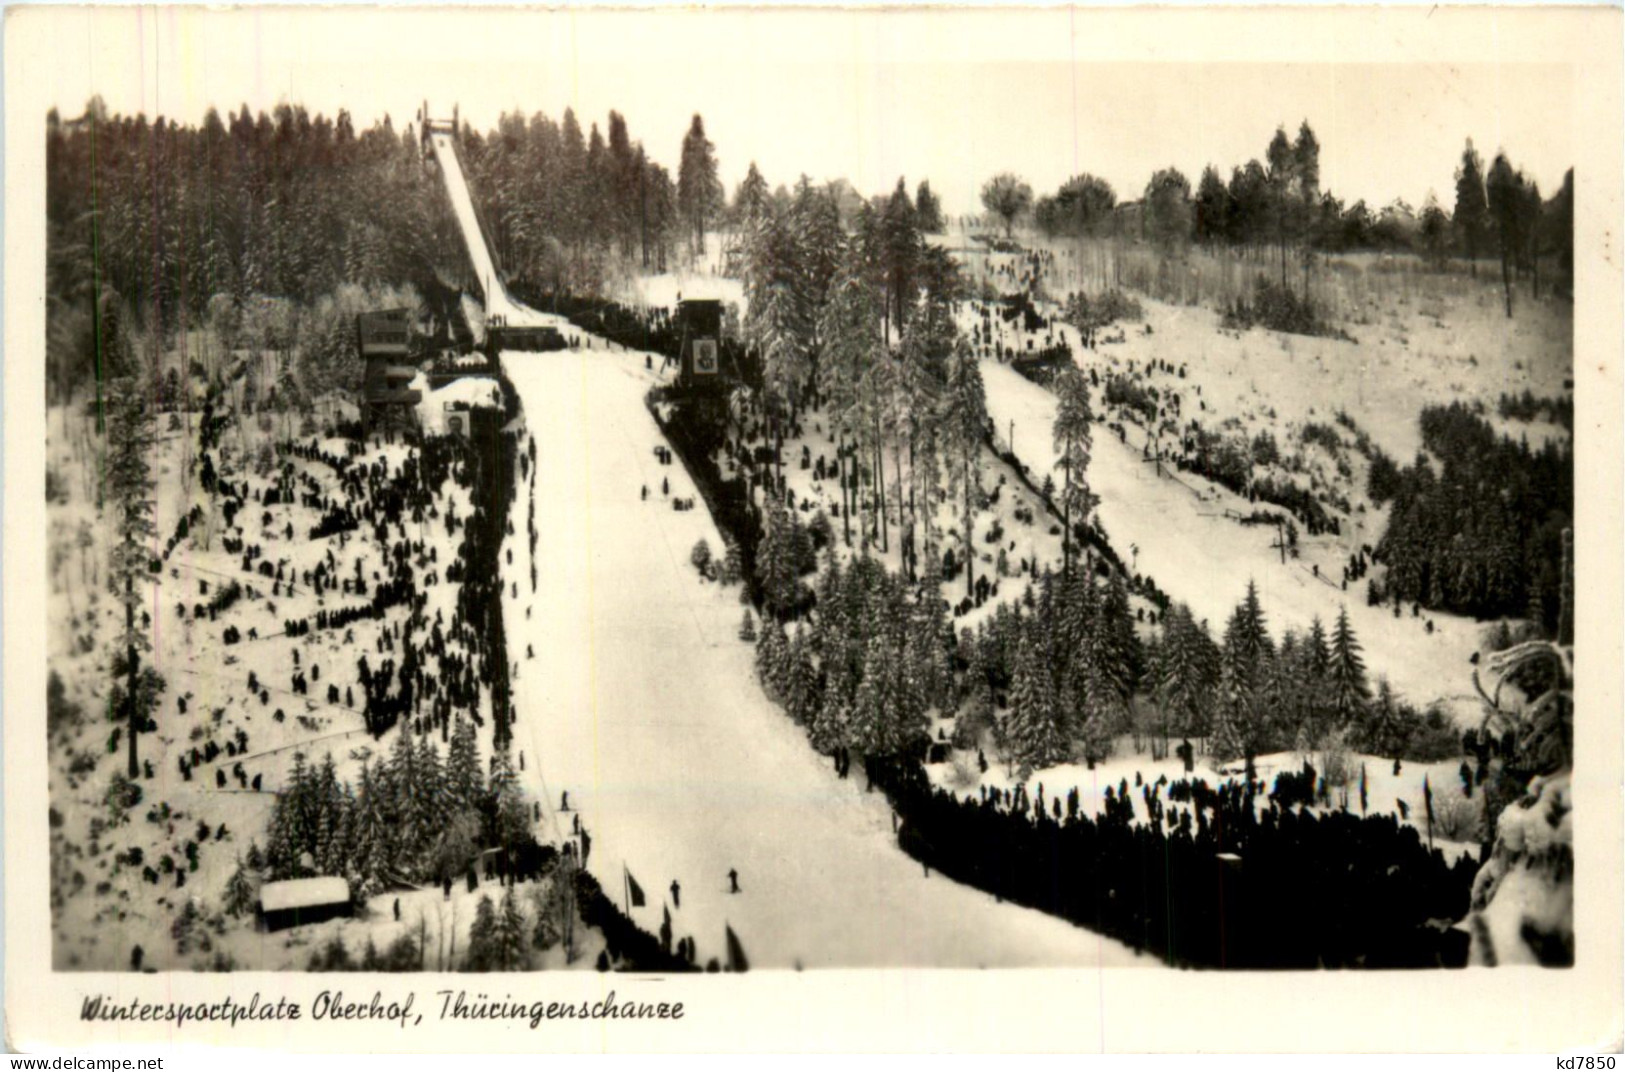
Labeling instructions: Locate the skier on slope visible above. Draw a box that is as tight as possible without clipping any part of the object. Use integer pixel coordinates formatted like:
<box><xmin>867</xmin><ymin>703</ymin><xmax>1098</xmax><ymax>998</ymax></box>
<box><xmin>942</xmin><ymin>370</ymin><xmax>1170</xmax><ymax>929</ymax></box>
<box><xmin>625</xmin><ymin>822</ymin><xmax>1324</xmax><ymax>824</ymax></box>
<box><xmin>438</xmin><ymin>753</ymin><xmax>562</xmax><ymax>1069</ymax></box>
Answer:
<box><xmin>670</xmin><ymin>880</ymin><xmax>681</xmax><ymax>908</ymax></box>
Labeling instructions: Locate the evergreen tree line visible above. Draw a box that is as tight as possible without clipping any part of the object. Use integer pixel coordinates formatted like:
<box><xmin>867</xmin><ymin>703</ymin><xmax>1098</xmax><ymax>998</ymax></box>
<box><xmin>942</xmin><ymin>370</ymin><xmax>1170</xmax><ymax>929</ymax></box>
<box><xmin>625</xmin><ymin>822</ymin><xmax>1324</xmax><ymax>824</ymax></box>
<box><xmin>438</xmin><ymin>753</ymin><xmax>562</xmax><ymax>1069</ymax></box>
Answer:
<box><xmin>733</xmin><ymin>167</ymin><xmax>990</xmax><ymax>593</ymax></box>
<box><xmin>459</xmin><ymin>110</ymin><xmax>719</xmax><ymax>288</ymax></box>
<box><xmin>751</xmin><ymin>531</ymin><xmax>1433</xmax><ymax>787</ymax></box>
<box><xmin>253</xmin><ymin>716</ymin><xmax>540</xmax><ymax>900</ymax></box>
<box><xmin>43</xmin><ymin>99</ymin><xmax>730</xmax><ymax>402</ymax></box>
<box><xmin>957</xmin><ymin>565</ymin><xmax>1140</xmax><ymax>777</ymax></box>
<box><xmin>960</xmin><ymin>573</ymin><xmax>1420</xmax><ymax>775</ymax></box>
<box><xmin>1372</xmin><ymin>401</ymin><xmax>1573</xmax><ymax>627</ymax></box>
<box><xmin>46</xmin><ymin>99</ymin><xmax>461</xmax><ymax>352</ymax></box>
<box><xmin>1026</xmin><ymin>125</ymin><xmax>1573</xmax><ymax>299</ymax></box>
<box><xmin>752</xmin><ymin>551</ymin><xmax>950</xmax><ymax>767</ymax></box>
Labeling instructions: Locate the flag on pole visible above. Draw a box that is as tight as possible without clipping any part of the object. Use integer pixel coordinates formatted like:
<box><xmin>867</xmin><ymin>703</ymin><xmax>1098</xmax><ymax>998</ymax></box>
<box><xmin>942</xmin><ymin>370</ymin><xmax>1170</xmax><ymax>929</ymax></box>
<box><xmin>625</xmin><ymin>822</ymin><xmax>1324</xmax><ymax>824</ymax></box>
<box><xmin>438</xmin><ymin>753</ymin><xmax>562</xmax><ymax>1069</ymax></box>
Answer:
<box><xmin>626</xmin><ymin>867</ymin><xmax>647</xmax><ymax>908</ymax></box>
<box><xmin>725</xmin><ymin>924</ymin><xmax>749</xmax><ymax>973</ymax></box>
<box><xmin>1423</xmin><ymin>775</ymin><xmax>1435</xmax><ymax>850</ymax></box>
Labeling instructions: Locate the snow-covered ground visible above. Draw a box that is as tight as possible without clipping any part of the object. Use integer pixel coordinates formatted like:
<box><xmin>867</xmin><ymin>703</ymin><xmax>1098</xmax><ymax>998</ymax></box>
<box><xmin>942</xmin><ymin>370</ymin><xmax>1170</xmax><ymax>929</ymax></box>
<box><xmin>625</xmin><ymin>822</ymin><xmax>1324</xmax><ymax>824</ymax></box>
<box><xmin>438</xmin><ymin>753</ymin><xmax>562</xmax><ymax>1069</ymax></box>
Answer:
<box><xmin>46</xmin><ymin>404</ymin><xmax>510</xmax><ymax>969</ymax></box>
<box><xmin>615</xmin><ymin>270</ymin><xmax>744</xmax><ymax>315</ymax></box>
<box><xmin>499</xmin><ymin>344</ymin><xmax>1149</xmax><ymax>969</ymax></box>
<box><xmin>411</xmin><ymin>371</ymin><xmax>504</xmax><ymax>436</ymax></box>
<box><xmin>927</xmin><ymin>735</ymin><xmax>1483</xmax><ymax>866</ymax></box>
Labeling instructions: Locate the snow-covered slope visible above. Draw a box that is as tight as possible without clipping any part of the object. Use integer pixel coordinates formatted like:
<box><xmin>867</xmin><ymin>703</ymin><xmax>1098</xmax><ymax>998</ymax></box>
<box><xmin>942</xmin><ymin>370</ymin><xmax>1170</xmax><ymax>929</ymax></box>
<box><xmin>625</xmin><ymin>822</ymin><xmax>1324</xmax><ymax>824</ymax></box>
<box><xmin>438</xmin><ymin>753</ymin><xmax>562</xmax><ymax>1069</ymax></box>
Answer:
<box><xmin>978</xmin><ymin>358</ymin><xmax>1482</xmax><ymax>715</ymax></box>
<box><xmin>500</xmin><ymin>345</ymin><xmax>1149</xmax><ymax>969</ymax></box>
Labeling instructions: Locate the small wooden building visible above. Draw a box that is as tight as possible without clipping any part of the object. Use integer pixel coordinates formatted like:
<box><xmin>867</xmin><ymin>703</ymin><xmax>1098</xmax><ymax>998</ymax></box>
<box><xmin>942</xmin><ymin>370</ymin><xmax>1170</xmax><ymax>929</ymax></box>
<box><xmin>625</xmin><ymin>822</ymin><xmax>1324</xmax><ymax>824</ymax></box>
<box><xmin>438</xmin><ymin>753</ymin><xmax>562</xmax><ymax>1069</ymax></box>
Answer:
<box><xmin>675</xmin><ymin>299</ymin><xmax>728</xmax><ymax>389</ymax></box>
<box><xmin>259</xmin><ymin>876</ymin><xmax>352</xmax><ymax>932</ymax></box>
<box><xmin>487</xmin><ymin>323</ymin><xmax>567</xmax><ymax>354</ymax></box>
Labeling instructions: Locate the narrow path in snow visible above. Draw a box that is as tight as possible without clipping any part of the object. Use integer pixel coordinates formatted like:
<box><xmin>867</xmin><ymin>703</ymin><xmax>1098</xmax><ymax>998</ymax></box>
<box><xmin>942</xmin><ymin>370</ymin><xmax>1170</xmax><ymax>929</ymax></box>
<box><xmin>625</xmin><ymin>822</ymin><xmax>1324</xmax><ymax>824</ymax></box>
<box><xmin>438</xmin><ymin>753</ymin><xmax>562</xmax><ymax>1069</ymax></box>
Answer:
<box><xmin>499</xmin><ymin>346</ymin><xmax>1151</xmax><ymax>969</ymax></box>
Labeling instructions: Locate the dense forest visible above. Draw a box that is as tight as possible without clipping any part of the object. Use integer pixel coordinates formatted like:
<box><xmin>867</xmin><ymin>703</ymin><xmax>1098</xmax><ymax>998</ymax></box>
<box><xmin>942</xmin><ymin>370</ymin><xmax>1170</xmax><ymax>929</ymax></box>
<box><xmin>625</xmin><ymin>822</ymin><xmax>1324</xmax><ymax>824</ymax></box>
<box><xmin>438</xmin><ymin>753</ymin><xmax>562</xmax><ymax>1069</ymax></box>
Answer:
<box><xmin>43</xmin><ymin>100</ymin><xmax>728</xmax><ymax>403</ymax></box>
<box><xmin>1372</xmin><ymin>402</ymin><xmax>1574</xmax><ymax>630</ymax></box>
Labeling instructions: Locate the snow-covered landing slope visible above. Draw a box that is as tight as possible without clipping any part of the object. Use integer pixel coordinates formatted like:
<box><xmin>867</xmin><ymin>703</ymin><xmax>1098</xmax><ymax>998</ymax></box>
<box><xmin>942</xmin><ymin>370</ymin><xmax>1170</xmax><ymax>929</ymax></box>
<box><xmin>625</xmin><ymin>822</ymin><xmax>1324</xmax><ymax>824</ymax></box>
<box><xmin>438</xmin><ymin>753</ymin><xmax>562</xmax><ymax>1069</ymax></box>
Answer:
<box><xmin>500</xmin><ymin>347</ymin><xmax>1148</xmax><ymax>969</ymax></box>
<box><xmin>980</xmin><ymin>359</ymin><xmax>1482</xmax><ymax>715</ymax></box>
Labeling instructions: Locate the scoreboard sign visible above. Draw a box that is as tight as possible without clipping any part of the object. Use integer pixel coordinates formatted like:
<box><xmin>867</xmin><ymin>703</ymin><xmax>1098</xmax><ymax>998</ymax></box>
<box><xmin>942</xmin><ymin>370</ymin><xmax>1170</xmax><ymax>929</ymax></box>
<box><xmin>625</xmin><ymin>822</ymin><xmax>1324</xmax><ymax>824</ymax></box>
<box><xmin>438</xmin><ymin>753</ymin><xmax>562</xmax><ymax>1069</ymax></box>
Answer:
<box><xmin>692</xmin><ymin>338</ymin><xmax>719</xmax><ymax>375</ymax></box>
<box><xmin>356</xmin><ymin>308</ymin><xmax>412</xmax><ymax>357</ymax></box>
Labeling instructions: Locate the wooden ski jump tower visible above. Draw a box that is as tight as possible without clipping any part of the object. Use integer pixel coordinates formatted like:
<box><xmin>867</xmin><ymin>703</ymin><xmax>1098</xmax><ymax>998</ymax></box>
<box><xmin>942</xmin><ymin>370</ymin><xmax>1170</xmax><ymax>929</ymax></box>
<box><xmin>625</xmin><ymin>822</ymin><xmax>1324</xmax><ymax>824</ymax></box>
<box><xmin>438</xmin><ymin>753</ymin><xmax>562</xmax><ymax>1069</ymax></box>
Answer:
<box><xmin>356</xmin><ymin>308</ymin><xmax>420</xmax><ymax>437</ymax></box>
<box><xmin>419</xmin><ymin>101</ymin><xmax>459</xmax><ymax>149</ymax></box>
<box><xmin>420</xmin><ymin>103</ymin><xmax>505</xmax><ymax>293</ymax></box>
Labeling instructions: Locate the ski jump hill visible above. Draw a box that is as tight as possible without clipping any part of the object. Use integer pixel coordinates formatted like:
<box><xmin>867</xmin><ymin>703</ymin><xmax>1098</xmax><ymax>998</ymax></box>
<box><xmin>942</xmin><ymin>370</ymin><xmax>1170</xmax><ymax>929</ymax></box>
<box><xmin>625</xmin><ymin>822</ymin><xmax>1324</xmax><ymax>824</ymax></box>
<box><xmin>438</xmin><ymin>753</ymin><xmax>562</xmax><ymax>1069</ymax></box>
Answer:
<box><xmin>422</xmin><ymin>111</ymin><xmax>1145</xmax><ymax>969</ymax></box>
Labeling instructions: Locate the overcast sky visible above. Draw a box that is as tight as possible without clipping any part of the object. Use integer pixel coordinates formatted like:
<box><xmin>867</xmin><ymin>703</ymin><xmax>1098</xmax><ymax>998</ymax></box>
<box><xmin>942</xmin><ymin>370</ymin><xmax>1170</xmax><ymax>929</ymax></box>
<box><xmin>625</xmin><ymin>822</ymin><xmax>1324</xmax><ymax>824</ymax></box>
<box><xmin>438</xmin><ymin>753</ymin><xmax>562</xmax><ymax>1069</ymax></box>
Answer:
<box><xmin>31</xmin><ymin>7</ymin><xmax>1575</xmax><ymax>215</ymax></box>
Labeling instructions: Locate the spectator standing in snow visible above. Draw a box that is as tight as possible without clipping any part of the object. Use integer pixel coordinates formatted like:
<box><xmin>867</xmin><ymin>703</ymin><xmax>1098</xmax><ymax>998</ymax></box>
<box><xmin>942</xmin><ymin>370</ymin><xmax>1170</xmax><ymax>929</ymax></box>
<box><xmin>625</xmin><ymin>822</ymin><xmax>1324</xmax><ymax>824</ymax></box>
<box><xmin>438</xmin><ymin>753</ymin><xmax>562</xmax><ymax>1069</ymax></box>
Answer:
<box><xmin>728</xmin><ymin>868</ymin><xmax>740</xmax><ymax>894</ymax></box>
<box><xmin>670</xmin><ymin>879</ymin><xmax>681</xmax><ymax>908</ymax></box>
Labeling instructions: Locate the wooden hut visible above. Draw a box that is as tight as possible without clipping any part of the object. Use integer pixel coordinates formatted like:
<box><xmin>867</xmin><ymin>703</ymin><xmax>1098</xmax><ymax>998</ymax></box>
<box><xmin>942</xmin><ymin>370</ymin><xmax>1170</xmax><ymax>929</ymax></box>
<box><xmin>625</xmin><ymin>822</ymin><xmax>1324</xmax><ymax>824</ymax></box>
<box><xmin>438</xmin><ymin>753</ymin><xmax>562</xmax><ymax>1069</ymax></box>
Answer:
<box><xmin>259</xmin><ymin>876</ymin><xmax>352</xmax><ymax>932</ymax></box>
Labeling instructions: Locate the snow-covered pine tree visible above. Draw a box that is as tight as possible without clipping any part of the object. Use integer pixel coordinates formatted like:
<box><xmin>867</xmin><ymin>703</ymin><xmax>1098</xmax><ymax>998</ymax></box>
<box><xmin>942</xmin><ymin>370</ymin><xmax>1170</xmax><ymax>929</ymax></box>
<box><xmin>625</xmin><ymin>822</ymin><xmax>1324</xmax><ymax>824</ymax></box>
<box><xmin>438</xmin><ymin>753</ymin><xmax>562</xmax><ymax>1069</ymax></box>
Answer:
<box><xmin>312</xmin><ymin>754</ymin><xmax>344</xmax><ymax>875</ymax></box>
<box><xmin>1153</xmin><ymin>605</ymin><xmax>1195</xmax><ymax>743</ymax></box>
<box><xmin>718</xmin><ymin>539</ymin><xmax>744</xmax><ymax>586</ymax></box>
<box><xmin>905</xmin><ymin>595</ymin><xmax>950</xmax><ymax>721</ymax></box>
<box><xmin>754</xmin><ymin>615</ymin><xmax>789</xmax><ymax>701</ymax></box>
<box><xmin>105</xmin><ymin>374</ymin><xmax>159</xmax><ymax>779</ymax></box>
<box><xmin>465</xmin><ymin>894</ymin><xmax>498</xmax><ymax>971</ymax></box>
<box><xmin>1209</xmin><ymin>695</ymin><xmax>1249</xmax><ymax>765</ymax></box>
<box><xmin>1051</xmin><ymin>365</ymin><xmax>1099</xmax><ymax>576</ymax></box>
<box><xmin>756</xmin><ymin>498</ymin><xmax>800</xmax><ymax>619</ymax></box>
<box><xmin>939</xmin><ymin>342</ymin><xmax>987</xmax><ymax>599</ymax></box>
<box><xmin>1214</xmin><ymin>581</ymin><xmax>1274</xmax><ymax>760</ymax></box>
<box><xmin>494</xmin><ymin>884</ymin><xmax>530</xmax><ymax>971</ymax></box>
<box><xmin>1328</xmin><ymin>605</ymin><xmax>1370</xmax><ymax>729</ymax></box>
<box><xmin>349</xmin><ymin>759</ymin><xmax>387</xmax><ymax>895</ymax></box>
<box><xmin>386</xmin><ymin>719</ymin><xmax>419</xmax><ymax>864</ymax></box>
<box><xmin>809</xmin><ymin>683</ymin><xmax>850</xmax><ymax>756</ymax></box>
<box><xmin>446</xmin><ymin>716</ymin><xmax>483</xmax><ymax>817</ymax></box>
<box><xmin>890</xmin><ymin>623</ymin><xmax>931</xmax><ymax>755</ymax></box>
<box><xmin>746</xmin><ymin>217</ymin><xmax>814</xmax><ymax>486</ymax></box>
<box><xmin>222</xmin><ymin>857</ymin><xmax>258</xmax><ymax>917</ymax></box>
<box><xmin>783</xmin><ymin>629</ymin><xmax>819</xmax><ymax>726</ymax></box>
<box><xmin>788</xmin><ymin>509</ymin><xmax>815</xmax><ymax>579</ymax></box>
<box><xmin>678</xmin><ymin>114</ymin><xmax>723</xmax><ymax>257</ymax></box>
<box><xmin>1362</xmin><ymin>676</ymin><xmax>1411</xmax><ymax>760</ymax></box>
<box><xmin>811</xmin><ymin>550</ymin><xmax>845</xmax><ymax>658</ymax></box>
<box><xmin>1094</xmin><ymin>572</ymin><xmax>1142</xmax><ymax>730</ymax></box>
<box><xmin>848</xmin><ymin>635</ymin><xmax>891</xmax><ymax>757</ymax></box>
<box><xmin>738</xmin><ymin>607</ymin><xmax>757</xmax><ymax>643</ymax></box>
<box><xmin>415</xmin><ymin>734</ymin><xmax>448</xmax><ymax>842</ymax></box>
<box><xmin>954</xmin><ymin>642</ymin><xmax>996</xmax><ymax>749</ymax></box>
<box><xmin>690</xmin><ymin>538</ymin><xmax>713</xmax><ymax>578</ymax></box>
<box><xmin>1005</xmin><ymin>634</ymin><xmax>1066</xmax><ymax>776</ymax></box>
<box><xmin>817</xmin><ymin>251</ymin><xmax>886</xmax><ymax>550</ymax></box>
<box><xmin>285</xmin><ymin>752</ymin><xmax>315</xmax><ymax>861</ymax></box>
<box><xmin>489</xmin><ymin>747</ymin><xmax>531</xmax><ymax>856</ymax></box>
